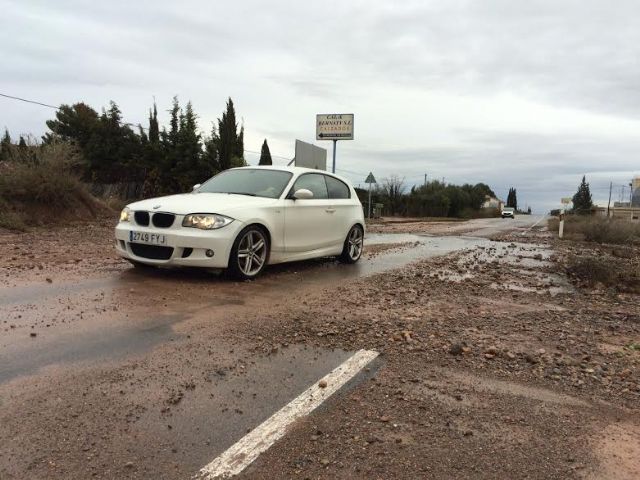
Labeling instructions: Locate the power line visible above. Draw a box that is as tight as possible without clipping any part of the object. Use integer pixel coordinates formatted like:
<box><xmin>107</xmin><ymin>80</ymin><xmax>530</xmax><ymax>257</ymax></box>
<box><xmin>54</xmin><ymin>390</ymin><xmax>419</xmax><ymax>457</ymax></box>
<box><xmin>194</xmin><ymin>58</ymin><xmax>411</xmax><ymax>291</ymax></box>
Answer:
<box><xmin>243</xmin><ymin>149</ymin><xmax>292</xmax><ymax>161</ymax></box>
<box><xmin>1</xmin><ymin>91</ymin><xmax>148</xmax><ymax>131</ymax></box>
<box><xmin>0</xmin><ymin>92</ymin><xmax>59</xmax><ymax>110</ymax></box>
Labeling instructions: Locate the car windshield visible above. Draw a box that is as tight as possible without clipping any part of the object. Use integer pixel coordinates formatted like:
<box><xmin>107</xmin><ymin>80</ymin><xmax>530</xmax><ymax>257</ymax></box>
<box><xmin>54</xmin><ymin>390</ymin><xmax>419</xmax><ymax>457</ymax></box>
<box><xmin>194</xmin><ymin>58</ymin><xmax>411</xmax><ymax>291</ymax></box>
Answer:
<box><xmin>196</xmin><ymin>169</ymin><xmax>293</xmax><ymax>199</ymax></box>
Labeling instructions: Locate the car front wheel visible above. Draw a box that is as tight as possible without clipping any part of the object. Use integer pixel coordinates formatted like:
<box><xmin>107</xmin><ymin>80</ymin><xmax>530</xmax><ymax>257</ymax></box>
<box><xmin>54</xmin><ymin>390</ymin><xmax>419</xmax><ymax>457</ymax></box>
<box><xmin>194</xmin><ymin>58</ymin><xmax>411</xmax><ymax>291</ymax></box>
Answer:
<box><xmin>227</xmin><ymin>226</ymin><xmax>269</xmax><ymax>280</ymax></box>
<box><xmin>339</xmin><ymin>225</ymin><xmax>364</xmax><ymax>264</ymax></box>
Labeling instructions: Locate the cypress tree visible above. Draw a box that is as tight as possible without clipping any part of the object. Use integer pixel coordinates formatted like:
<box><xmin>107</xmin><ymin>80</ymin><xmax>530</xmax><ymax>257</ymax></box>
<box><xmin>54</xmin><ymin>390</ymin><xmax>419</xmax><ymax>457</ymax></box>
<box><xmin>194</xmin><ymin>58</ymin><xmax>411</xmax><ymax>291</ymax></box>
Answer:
<box><xmin>259</xmin><ymin>139</ymin><xmax>272</xmax><ymax>165</ymax></box>
<box><xmin>572</xmin><ymin>175</ymin><xmax>593</xmax><ymax>214</ymax></box>
<box><xmin>148</xmin><ymin>102</ymin><xmax>159</xmax><ymax>145</ymax></box>
<box><xmin>233</xmin><ymin>124</ymin><xmax>246</xmax><ymax>167</ymax></box>
<box><xmin>217</xmin><ymin>98</ymin><xmax>245</xmax><ymax>170</ymax></box>
<box><xmin>506</xmin><ymin>187</ymin><xmax>518</xmax><ymax>210</ymax></box>
<box><xmin>0</xmin><ymin>128</ymin><xmax>11</xmax><ymax>160</ymax></box>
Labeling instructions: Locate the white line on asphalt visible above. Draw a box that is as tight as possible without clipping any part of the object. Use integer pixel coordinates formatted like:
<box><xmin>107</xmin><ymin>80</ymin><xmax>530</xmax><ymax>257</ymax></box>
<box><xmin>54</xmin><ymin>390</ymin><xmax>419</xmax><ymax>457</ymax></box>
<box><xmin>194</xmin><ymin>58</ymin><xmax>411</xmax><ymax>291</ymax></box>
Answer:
<box><xmin>197</xmin><ymin>349</ymin><xmax>379</xmax><ymax>479</ymax></box>
<box><xmin>520</xmin><ymin>215</ymin><xmax>547</xmax><ymax>236</ymax></box>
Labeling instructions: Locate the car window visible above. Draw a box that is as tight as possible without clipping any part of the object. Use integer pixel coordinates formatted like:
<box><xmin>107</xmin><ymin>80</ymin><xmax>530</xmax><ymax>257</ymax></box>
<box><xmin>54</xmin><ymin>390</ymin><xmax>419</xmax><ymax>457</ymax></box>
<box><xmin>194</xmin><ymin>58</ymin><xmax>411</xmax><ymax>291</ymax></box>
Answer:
<box><xmin>325</xmin><ymin>176</ymin><xmax>350</xmax><ymax>199</ymax></box>
<box><xmin>292</xmin><ymin>173</ymin><xmax>328</xmax><ymax>199</ymax></box>
<box><xmin>197</xmin><ymin>169</ymin><xmax>292</xmax><ymax>199</ymax></box>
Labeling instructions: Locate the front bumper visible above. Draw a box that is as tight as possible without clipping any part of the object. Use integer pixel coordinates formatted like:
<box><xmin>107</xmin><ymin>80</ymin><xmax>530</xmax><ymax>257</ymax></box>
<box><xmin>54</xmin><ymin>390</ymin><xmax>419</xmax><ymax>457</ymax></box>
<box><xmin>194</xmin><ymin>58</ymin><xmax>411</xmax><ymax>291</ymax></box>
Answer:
<box><xmin>114</xmin><ymin>221</ymin><xmax>243</xmax><ymax>268</ymax></box>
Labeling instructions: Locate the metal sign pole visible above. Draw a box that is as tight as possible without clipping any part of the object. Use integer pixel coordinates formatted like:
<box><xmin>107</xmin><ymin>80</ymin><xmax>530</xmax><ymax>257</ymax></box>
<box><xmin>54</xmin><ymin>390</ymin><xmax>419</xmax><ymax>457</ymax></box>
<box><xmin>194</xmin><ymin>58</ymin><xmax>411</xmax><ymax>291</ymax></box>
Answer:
<box><xmin>332</xmin><ymin>140</ymin><xmax>337</xmax><ymax>173</ymax></box>
<box><xmin>368</xmin><ymin>182</ymin><xmax>372</xmax><ymax>219</ymax></box>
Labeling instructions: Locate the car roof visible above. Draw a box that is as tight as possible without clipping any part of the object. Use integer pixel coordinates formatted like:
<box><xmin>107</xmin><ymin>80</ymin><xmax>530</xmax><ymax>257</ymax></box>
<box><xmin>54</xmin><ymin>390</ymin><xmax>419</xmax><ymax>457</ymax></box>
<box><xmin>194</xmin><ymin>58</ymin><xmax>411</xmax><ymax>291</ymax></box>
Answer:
<box><xmin>232</xmin><ymin>165</ymin><xmax>351</xmax><ymax>183</ymax></box>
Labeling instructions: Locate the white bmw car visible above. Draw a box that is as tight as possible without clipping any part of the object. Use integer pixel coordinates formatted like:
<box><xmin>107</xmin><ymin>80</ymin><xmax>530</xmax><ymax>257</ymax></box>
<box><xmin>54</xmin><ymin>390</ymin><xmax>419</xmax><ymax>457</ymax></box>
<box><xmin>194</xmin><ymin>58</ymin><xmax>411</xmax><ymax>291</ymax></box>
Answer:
<box><xmin>115</xmin><ymin>166</ymin><xmax>365</xmax><ymax>279</ymax></box>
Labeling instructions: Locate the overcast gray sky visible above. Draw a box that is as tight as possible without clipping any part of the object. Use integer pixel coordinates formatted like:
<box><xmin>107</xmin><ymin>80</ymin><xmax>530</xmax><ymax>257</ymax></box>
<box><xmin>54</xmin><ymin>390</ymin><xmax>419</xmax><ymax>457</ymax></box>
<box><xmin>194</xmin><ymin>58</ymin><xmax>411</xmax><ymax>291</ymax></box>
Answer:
<box><xmin>2</xmin><ymin>0</ymin><xmax>639</xmax><ymax>211</ymax></box>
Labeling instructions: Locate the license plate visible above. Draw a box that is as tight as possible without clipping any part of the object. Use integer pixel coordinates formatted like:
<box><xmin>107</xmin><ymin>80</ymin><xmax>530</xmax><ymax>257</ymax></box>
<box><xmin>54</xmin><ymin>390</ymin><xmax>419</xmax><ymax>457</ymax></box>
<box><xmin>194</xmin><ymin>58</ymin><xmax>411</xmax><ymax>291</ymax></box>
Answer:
<box><xmin>129</xmin><ymin>231</ymin><xmax>167</xmax><ymax>245</ymax></box>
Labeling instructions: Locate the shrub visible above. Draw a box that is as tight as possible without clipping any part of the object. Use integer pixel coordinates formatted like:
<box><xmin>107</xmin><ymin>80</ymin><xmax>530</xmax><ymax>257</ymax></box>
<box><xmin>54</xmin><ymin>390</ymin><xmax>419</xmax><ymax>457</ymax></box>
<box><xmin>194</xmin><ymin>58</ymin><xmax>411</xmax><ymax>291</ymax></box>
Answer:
<box><xmin>548</xmin><ymin>215</ymin><xmax>640</xmax><ymax>245</ymax></box>
<box><xmin>582</xmin><ymin>219</ymin><xmax>640</xmax><ymax>244</ymax></box>
<box><xmin>0</xmin><ymin>141</ymin><xmax>102</xmax><ymax>229</ymax></box>
<box><xmin>566</xmin><ymin>255</ymin><xmax>617</xmax><ymax>287</ymax></box>
<box><xmin>566</xmin><ymin>254</ymin><xmax>640</xmax><ymax>292</ymax></box>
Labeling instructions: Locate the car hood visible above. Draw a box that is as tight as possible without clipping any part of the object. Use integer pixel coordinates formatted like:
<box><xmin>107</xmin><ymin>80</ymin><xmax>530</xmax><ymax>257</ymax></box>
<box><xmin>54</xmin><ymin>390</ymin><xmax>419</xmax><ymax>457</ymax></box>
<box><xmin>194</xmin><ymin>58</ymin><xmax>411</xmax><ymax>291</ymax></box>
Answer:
<box><xmin>127</xmin><ymin>193</ymin><xmax>278</xmax><ymax>216</ymax></box>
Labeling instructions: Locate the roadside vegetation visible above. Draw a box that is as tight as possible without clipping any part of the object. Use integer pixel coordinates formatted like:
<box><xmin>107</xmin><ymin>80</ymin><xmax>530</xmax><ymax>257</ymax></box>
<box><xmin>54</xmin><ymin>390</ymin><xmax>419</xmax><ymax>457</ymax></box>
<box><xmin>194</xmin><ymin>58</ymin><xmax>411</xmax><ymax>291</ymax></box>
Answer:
<box><xmin>0</xmin><ymin>141</ymin><xmax>102</xmax><ymax>230</ymax></box>
<box><xmin>0</xmin><ymin>96</ymin><xmax>250</xmax><ymax>200</ymax></box>
<box><xmin>548</xmin><ymin>215</ymin><xmax>640</xmax><ymax>292</ymax></box>
<box><xmin>548</xmin><ymin>215</ymin><xmax>640</xmax><ymax>245</ymax></box>
<box><xmin>2</xmin><ymin>95</ymin><xmax>503</xmax><ymax>224</ymax></box>
<box><xmin>566</xmin><ymin>254</ymin><xmax>640</xmax><ymax>292</ymax></box>
<box><xmin>359</xmin><ymin>176</ymin><xmax>499</xmax><ymax>218</ymax></box>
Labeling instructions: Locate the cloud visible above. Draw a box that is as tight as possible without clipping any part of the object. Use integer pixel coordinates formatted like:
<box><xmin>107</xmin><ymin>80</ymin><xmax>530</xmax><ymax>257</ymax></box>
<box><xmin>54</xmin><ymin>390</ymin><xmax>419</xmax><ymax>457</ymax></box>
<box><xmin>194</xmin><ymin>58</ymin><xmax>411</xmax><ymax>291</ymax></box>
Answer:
<box><xmin>1</xmin><ymin>0</ymin><xmax>639</xmax><ymax>212</ymax></box>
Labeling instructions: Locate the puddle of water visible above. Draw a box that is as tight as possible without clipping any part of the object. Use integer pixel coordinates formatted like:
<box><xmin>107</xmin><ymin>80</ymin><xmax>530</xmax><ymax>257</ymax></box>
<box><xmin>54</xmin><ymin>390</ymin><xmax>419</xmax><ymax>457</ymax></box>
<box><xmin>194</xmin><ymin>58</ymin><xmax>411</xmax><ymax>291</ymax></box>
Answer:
<box><xmin>0</xmin><ymin>312</ymin><xmax>184</xmax><ymax>384</ymax></box>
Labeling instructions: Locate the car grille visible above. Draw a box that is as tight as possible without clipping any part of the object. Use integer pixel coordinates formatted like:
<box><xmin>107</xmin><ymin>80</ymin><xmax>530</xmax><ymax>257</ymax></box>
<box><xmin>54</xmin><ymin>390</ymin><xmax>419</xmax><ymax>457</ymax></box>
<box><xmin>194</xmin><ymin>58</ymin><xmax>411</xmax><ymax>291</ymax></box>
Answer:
<box><xmin>134</xmin><ymin>211</ymin><xmax>150</xmax><ymax>226</ymax></box>
<box><xmin>152</xmin><ymin>212</ymin><xmax>175</xmax><ymax>228</ymax></box>
<box><xmin>129</xmin><ymin>243</ymin><xmax>174</xmax><ymax>260</ymax></box>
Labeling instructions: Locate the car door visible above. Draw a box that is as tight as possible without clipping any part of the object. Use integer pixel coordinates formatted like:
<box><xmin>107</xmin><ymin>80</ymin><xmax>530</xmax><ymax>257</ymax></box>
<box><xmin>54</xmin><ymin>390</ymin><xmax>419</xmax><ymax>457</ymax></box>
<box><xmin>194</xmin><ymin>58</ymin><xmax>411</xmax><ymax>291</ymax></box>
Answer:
<box><xmin>324</xmin><ymin>175</ymin><xmax>354</xmax><ymax>247</ymax></box>
<box><xmin>284</xmin><ymin>173</ymin><xmax>335</xmax><ymax>252</ymax></box>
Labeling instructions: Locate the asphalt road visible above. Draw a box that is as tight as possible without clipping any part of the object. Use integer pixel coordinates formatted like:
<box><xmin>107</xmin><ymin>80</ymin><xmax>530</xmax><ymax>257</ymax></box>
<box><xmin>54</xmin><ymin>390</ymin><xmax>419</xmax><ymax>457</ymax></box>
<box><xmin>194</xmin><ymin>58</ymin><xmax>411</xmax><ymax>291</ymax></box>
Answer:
<box><xmin>0</xmin><ymin>215</ymin><xmax>548</xmax><ymax>479</ymax></box>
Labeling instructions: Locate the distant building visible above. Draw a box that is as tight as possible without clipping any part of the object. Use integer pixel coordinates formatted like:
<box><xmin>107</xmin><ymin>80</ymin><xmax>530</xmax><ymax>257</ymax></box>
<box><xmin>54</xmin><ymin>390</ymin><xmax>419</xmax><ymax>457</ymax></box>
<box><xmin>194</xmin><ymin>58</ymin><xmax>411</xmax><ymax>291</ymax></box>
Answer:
<box><xmin>482</xmin><ymin>195</ymin><xmax>504</xmax><ymax>210</ymax></box>
<box><xmin>595</xmin><ymin>176</ymin><xmax>640</xmax><ymax>221</ymax></box>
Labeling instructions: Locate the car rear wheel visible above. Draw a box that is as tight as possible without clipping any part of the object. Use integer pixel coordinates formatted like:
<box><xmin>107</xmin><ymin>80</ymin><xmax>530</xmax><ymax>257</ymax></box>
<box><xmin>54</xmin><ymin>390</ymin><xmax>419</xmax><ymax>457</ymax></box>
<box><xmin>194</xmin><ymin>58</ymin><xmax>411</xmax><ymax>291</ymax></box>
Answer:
<box><xmin>227</xmin><ymin>226</ymin><xmax>269</xmax><ymax>280</ymax></box>
<box><xmin>339</xmin><ymin>225</ymin><xmax>364</xmax><ymax>264</ymax></box>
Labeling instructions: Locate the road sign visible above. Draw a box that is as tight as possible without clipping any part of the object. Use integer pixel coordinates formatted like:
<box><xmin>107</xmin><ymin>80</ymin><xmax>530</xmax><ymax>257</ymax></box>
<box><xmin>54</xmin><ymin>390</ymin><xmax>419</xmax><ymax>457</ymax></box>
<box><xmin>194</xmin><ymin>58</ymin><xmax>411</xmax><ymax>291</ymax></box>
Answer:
<box><xmin>365</xmin><ymin>172</ymin><xmax>377</xmax><ymax>184</ymax></box>
<box><xmin>316</xmin><ymin>114</ymin><xmax>354</xmax><ymax>141</ymax></box>
<box><xmin>561</xmin><ymin>197</ymin><xmax>571</xmax><ymax>205</ymax></box>
<box><xmin>294</xmin><ymin>140</ymin><xmax>327</xmax><ymax>170</ymax></box>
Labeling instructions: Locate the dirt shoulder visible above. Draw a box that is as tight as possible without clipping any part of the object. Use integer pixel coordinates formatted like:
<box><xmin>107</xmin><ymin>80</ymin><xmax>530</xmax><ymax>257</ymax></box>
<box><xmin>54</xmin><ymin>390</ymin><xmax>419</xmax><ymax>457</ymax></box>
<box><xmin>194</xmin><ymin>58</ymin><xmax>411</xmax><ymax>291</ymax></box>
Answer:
<box><xmin>233</xmin><ymin>231</ymin><xmax>640</xmax><ymax>479</ymax></box>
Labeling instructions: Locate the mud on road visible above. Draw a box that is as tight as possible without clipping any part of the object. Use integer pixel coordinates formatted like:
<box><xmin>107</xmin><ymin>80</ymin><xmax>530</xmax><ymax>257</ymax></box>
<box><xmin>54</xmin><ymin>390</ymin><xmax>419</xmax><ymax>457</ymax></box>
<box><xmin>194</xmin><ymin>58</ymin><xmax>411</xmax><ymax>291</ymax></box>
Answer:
<box><xmin>1</xmin><ymin>217</ymin><xmax>639</xmax><ymax>479</ymax></box>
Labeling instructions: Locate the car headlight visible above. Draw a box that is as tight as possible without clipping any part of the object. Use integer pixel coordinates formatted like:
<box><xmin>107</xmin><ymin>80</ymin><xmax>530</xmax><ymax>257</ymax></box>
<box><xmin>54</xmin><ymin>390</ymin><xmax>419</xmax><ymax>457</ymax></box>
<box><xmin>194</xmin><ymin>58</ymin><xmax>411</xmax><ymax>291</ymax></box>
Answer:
<box><xmin>120</xmin><ymin>207</ymin><xmax>130</xmax><ymax>222</ymax></box>
<box><xmin>182</xmin><ymin>214</ymin><xmax>234</xmax><ymax>230</ymax></box>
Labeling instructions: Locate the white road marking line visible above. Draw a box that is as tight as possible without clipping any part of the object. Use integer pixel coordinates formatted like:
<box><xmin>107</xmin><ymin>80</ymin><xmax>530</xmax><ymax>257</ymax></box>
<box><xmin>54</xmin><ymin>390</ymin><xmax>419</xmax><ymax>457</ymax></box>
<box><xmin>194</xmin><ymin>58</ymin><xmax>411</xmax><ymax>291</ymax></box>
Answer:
<box><xmin>197</xmin><ymin>349</ymin><xmax>379</xmax><ymax>479</ymax></box>
<box><xmin>520</xmin><ymin>215</ymin><xmax>547</xmax><ymax>236</ymax></box>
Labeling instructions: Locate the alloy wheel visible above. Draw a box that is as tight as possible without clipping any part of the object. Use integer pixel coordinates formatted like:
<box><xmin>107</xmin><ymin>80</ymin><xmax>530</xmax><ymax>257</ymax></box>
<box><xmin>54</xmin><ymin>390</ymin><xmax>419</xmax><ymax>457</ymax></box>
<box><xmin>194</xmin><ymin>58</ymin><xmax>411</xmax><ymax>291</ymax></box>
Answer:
<box><xmin>237</xmin><ymin>229</ymin><xmax>267</xmax><ymax>276</ymax></box>
<box><xmin>348</xmin><ymin>227</ymin><xmax>363</xmax><ymax>261</ymax></box>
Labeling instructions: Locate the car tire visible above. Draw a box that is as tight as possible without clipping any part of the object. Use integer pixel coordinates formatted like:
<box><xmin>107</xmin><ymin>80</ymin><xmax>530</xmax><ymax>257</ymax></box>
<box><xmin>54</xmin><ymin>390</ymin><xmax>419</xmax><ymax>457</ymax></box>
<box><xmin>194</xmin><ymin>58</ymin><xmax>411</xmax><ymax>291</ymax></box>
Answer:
<box><xmin>339</xmin><ymin>225</ymin><xmax>364</xmax><ymax>264</ymax></box>
<box><xmin>227</xmin><ymin>225</ymin><xmax>269</xmax><ymax>280</ymax></box>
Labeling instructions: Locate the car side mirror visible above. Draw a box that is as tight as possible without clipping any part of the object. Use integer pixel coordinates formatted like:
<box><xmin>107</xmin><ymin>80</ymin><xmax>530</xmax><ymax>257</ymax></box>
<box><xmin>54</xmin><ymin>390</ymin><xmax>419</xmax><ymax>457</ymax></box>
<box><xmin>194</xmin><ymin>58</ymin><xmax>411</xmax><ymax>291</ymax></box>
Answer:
<box><xmin>293</xmin><ymin>188</ymin><xmax>313</xmax><ymax>200</ymax></box>
<box><xmin>192</xmin><ymin>184</ymin><xmax>201</xmax><ymax>191</ymax></box>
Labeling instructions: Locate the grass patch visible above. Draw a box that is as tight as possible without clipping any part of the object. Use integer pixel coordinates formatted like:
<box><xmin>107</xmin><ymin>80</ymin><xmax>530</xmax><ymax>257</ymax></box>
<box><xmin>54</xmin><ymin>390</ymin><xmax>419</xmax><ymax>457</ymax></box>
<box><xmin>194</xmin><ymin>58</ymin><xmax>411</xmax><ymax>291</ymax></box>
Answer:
<box><xmin>548</xmin><ymin>215</ymin><xmax>640</xmax><ymax>245</ymax></box>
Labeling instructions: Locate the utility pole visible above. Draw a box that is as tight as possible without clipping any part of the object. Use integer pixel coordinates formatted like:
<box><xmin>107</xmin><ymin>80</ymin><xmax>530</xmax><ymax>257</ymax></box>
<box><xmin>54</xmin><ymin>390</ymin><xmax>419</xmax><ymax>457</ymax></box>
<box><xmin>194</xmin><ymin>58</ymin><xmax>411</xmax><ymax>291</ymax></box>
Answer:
<box><xmin>424</xmin><ymin>173</ymin><xmax>427</xmax><ymax>186</ymax></box>
<box><xmin>607</xmin><ymin>181</ymin><xmax>612</xmax><ymax>217</ymax></box>
<box><xmin>332</xmin><ymin>140</ymin><xmax>337</xmax><ymax>174</ymax></box>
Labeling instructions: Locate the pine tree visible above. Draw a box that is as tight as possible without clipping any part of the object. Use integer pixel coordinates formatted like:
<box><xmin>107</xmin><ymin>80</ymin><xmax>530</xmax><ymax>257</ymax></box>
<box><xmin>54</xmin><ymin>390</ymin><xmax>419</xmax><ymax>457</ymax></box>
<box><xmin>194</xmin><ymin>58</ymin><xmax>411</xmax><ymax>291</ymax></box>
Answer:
<box><xmin>259</xmin><ymin>139</ymin><xmax>272</xmax><ymax>165</ymax></box>
<box><xmin>572</xmin><ymin>175</ymin><xmax>593</xmax><ymax>214</ymax></box>
<box><xmin>174</xmin><ymin>101</ymin><xmax>203</xmax><ymax>190</ymax></box>
<box><xmin>203</xmin><ymin>122</ymin><xmax>220</xmax><ymax>175</ymax></box>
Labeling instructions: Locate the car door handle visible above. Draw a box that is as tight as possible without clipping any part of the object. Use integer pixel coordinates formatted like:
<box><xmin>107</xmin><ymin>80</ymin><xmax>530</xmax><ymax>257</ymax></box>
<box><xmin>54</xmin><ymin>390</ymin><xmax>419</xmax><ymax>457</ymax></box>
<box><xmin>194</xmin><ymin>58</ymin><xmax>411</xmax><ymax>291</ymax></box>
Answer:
<box><xmin>325</xmin><ymin>208</ymin><xmax>336</xmax><ymax>213</ymax></box>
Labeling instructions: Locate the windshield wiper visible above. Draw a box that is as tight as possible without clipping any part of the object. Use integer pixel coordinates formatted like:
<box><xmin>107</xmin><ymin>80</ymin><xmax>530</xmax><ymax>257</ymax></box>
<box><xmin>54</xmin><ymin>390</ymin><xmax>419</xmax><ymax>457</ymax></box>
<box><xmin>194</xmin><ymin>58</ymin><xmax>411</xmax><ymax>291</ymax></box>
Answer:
<box><xmin>226</xmin><ymin>192</ymin><xmax>256</xmax><ymax>197</ymax></box>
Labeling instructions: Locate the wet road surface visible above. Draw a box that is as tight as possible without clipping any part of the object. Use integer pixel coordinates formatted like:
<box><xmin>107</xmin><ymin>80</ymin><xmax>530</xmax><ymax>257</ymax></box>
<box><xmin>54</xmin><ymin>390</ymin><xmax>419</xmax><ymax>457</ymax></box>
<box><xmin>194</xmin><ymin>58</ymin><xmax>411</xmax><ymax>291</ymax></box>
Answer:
<box><xmin>0</xmin><ymin>214</ymin><xmax>546</xmax><ymax>479</ymax></box>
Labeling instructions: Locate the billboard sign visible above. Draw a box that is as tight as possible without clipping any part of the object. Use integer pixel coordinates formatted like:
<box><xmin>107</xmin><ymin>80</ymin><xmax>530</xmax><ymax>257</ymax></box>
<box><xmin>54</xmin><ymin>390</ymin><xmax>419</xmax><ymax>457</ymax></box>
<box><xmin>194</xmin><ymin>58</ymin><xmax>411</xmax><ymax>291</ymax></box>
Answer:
<box><xmin>316</xmin><ymin>114</ymin><xmax>354</xmax><ymax>141</ymax></box>
<box><xmin>294</xmin><ymin>140</ymin><xmax>327</xmax><ymax>170</ymax></box>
